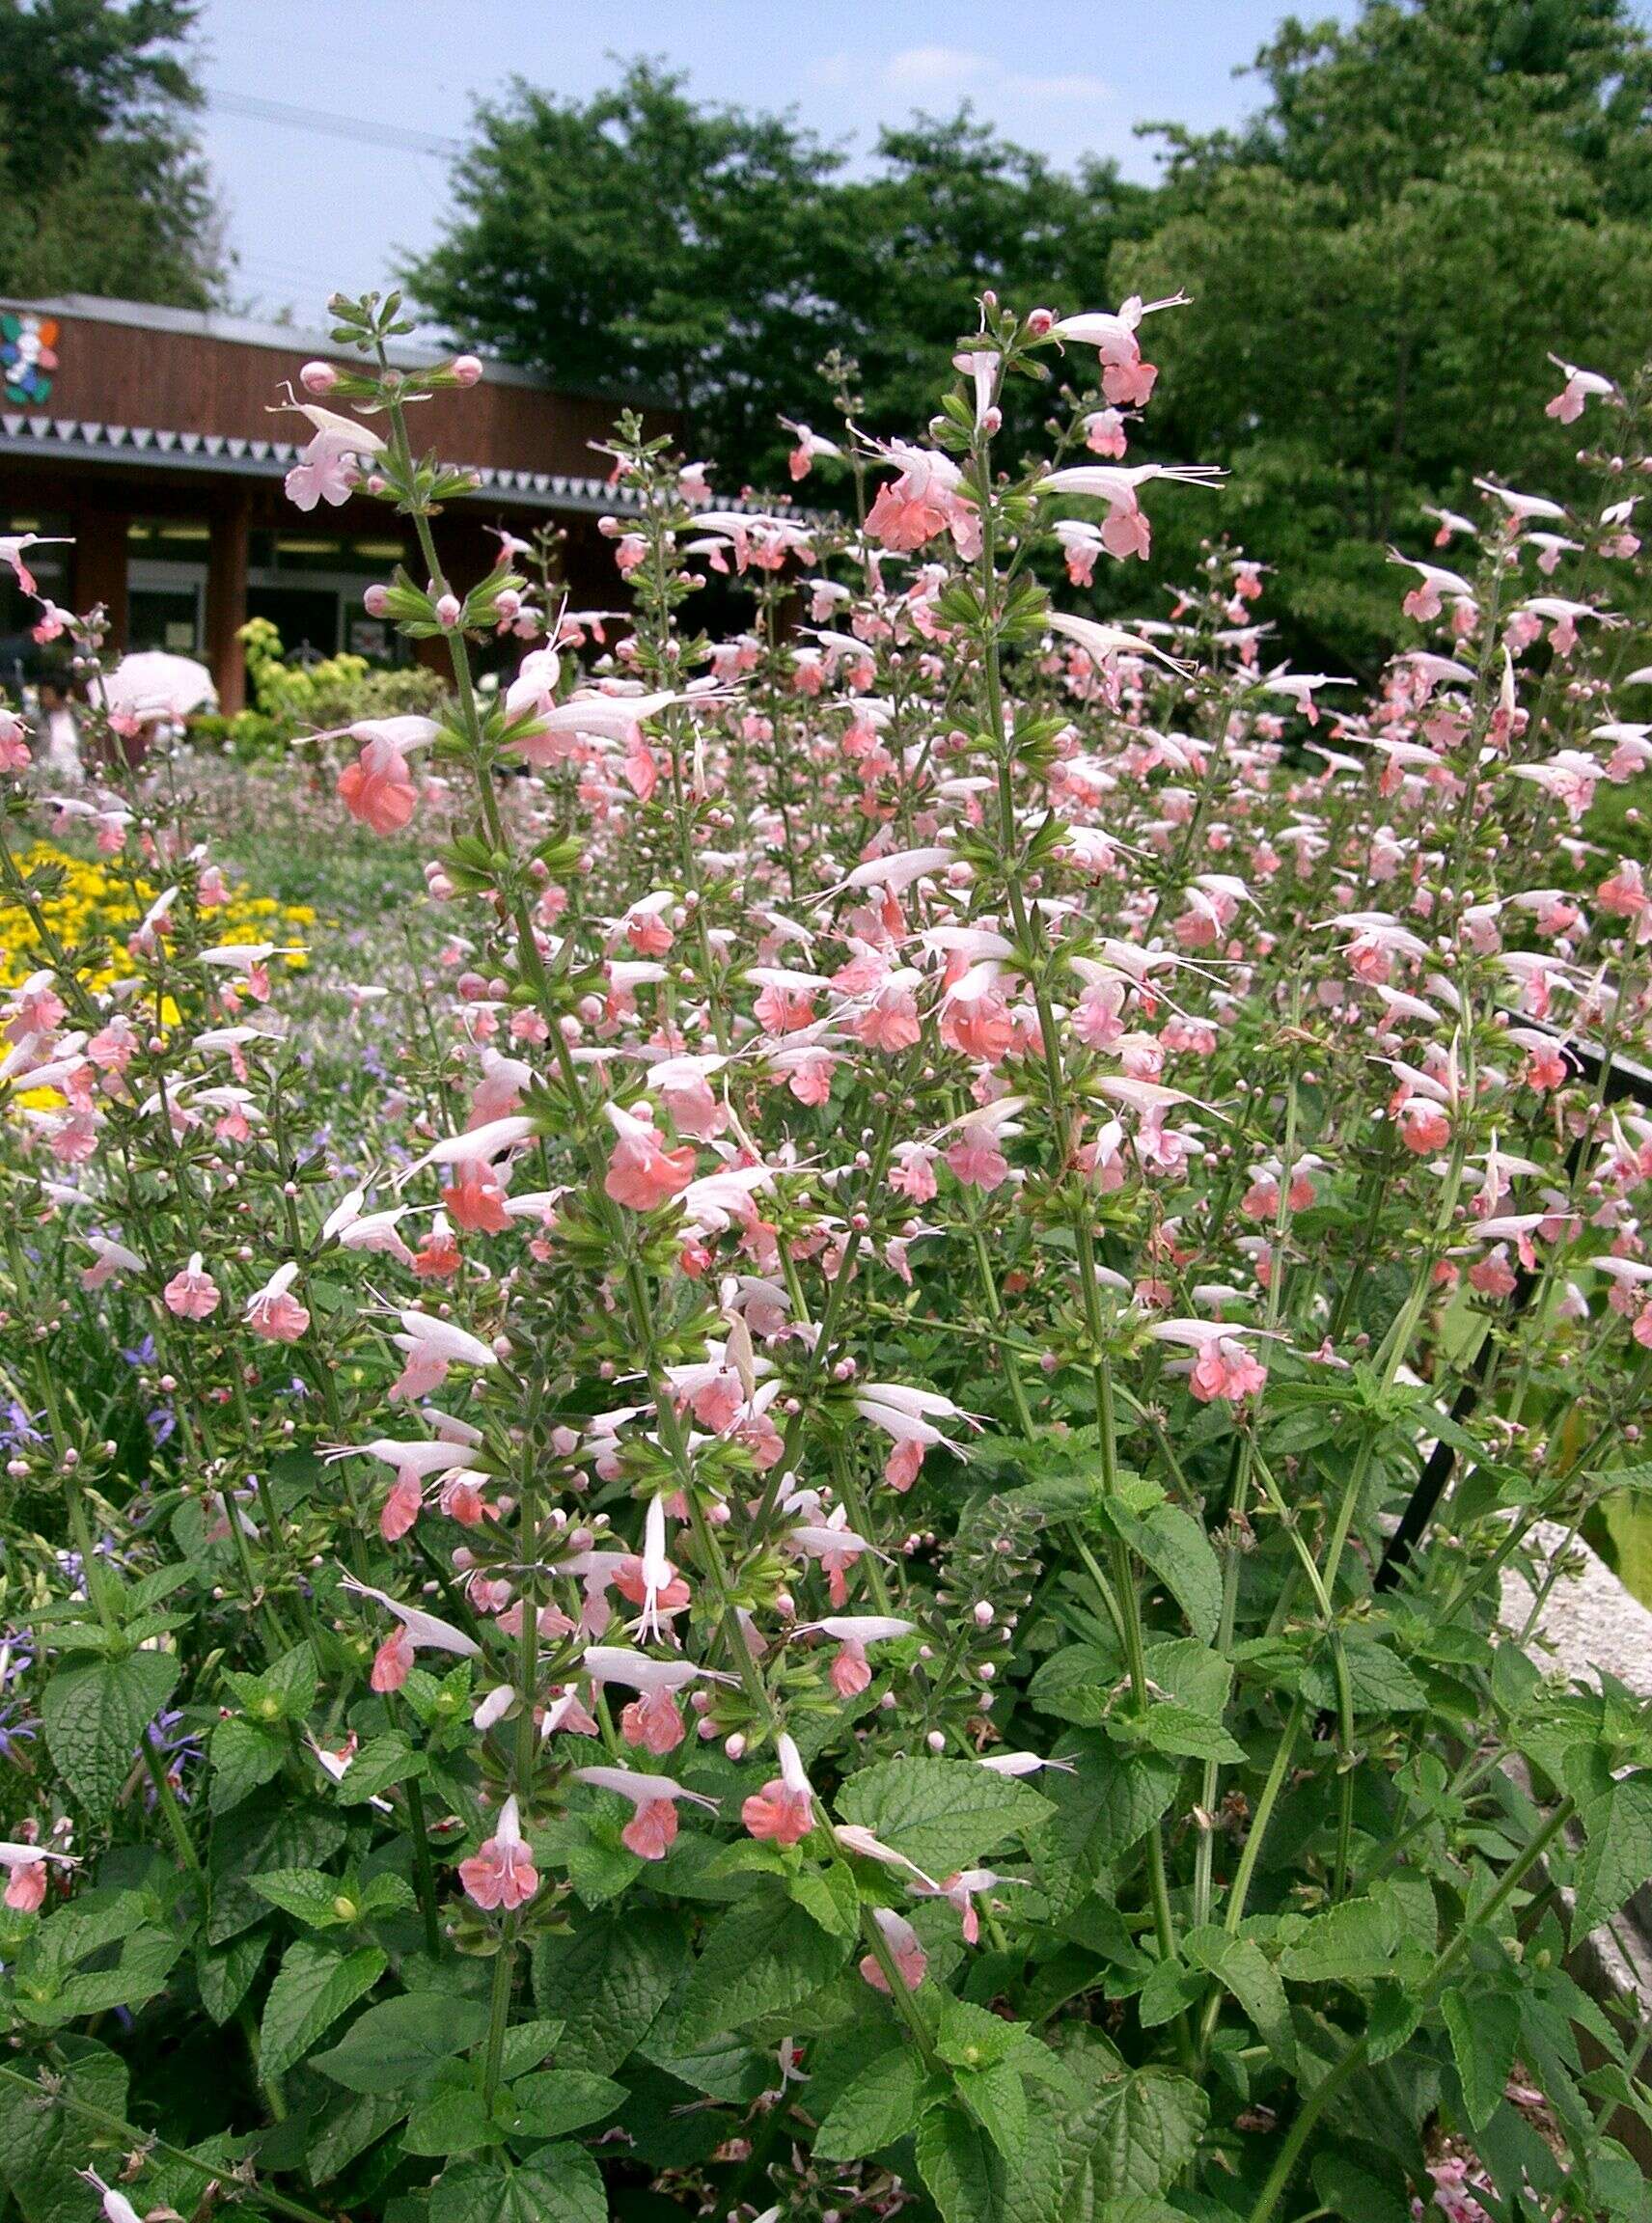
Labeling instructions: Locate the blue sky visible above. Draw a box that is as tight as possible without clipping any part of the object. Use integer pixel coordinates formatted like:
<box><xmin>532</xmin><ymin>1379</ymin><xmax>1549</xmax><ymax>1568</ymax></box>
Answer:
<box><xmin>193</xmin><ymin>0</ymin><xmax>1363</xmax><ymax>326</ymax></box>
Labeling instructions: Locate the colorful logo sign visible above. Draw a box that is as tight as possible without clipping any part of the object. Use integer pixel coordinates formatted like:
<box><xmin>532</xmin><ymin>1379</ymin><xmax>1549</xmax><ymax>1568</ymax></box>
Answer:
<box><xmin>1</xmin><ymin>312</ymin><xmax>59</xmax><ymax>406</ymax></box>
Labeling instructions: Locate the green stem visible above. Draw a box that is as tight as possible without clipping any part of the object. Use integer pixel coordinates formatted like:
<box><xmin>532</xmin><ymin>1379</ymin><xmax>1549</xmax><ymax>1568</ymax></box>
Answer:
<box><xmin>0</xmin><ymin>2066</ymin><xmax>325</xmax><ymax>2223</ymax></box>
<box><xmin>1245</xmin><ymin>1798</ymin><xmax>1575</xmax><ymax>2223</ymax></box>
<box><xmin>481</xmin><ymin>1913</ymin><xmax>519</xmax><ymax>2109</ymax></box>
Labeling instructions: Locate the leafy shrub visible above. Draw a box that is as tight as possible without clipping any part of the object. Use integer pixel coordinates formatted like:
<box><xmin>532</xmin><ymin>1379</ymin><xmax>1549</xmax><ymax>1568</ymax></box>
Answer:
<box><xmin>0</xmin><ymin>288</ymin><xmax>1649</xmax><ymax>2223</ymax></box>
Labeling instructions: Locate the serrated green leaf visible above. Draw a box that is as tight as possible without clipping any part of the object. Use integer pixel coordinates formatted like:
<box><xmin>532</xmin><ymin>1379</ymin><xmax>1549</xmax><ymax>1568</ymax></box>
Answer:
<box><xmin>531</xmin><ymin>1907</ymin><xmax>687</xmax><ymax>2072</ymax></box>
<box><xmin>1109</xmin><ymin>1503</ymin><xmax>1222</xmax><ymax>1642</ymax></box>
<box><xmin>403</xmin><ymin>2081</ymin><xmax>498</xmax><ymax>2158</ymax></box>
<box><xmin>427</xmin><ymin>2144</ymin><xmax>606</xmax><ymax>2223</ymax></box>
<box><xmin>335</xmin><ymin>1731</ymin><xmax>427</xmax><ymax>1803</ymax></box>
<box><xmin>1442</xmin><ymin>1986</ymin><xmax>1520</xmax><ymax>2132</ymax></box>
<box><xmin>1182</xmin><ymin>1927</ymin><xmax>1296</xmax><ymax>2071</ymax></box>
<box><xmin>307</xmin><ymin>2092</ymin><xmax>406</xmax><ymax>2184</ymax></box>
<box><xmin>938</xmin><ymin>1995</ymin><xmax>1027</xmax><ymax>2072</ymax></box>
<box><xmin>1311</xmin><ymin>2153</ymin><xmax>1412</xmax><ymax>2223</ymax></box>
<box><xmin>207</xmin><ymin>1798</ymin><xmax>346</xmax><ymax>1944</ymax></box>
<box><xmin>957</xmin><ymin>2057</ymin><xmax>1029</xmax><ymax>2163</ymax></box>
<box><xmin>210</xmin><ymin>1716</ymin><xmax>288</xmax><ymax>1814</ymax></box>
<box><xmin>314</xmin><ymin>1988</ymin><xmax>489</xmax><ymax>2092</ymax></box>
<box><xmin>1030</xmin><ymin>1644</ymin><xmax>1124</xmax><ymax>1726</ymax></box>
<box><xmin>1138</xmin><ymin>1701</ymin><xmax>1247</xmax><ymax>1764</ymax></box>
<box><xmin>261</xmin><ymin>1939</ymin><xmax>387</xmax><ymax>2078</ymax></box>
<box><xmin>1033</xmin><ymin>1739</ymin><xmax>1179</xmax><ymax>1914</ymax></box>
<box><xmin>674</xmin><ymin>1885</ymin><xmax>853</xmax><ymax>2046</ymax></box>
<box><xmin>41</xmin><ymin>1652</ymin><xmax>180</xmax><ymax>1821</ymax></box>
<box><xmin>1278</xmin><ymin>1895</ymin><xmax>1399</xmax><ymax>1985</ymax></box>
<box><xmin>917</xmin><ymin>2098</ymin><xmax>1065</xmax><ymax>2223</ymax></box>
<box><xmin>1081</xmin><ymin>2066</ymin><xmax>1207</xmax><ymax>2199</ymax></box>
<box><xmin>815</xmin><ymin>2045</ymin><xmax>932</xmax><ymax>2161</ymax></box>
<box><xmin>251</xmin><ymin>1868</ymin><xmax>358</xmax><ymax>1928</ymax></box>
<box><xmin>499</xmin><ymin>2068</ymin><xmax>625</xmax><ymax>2140</ymax></box>
<box><xmin>837</xmin><ymin>1758</ymin><xmax>1052</xmax><ymax>1875</ymax></box>
<box><xmin>197</xmin><ymin>1927</ymin><xmax>270</xmax><ymax>2026</ymax></box>
<box><xmin>0</xmin><ymin>2041</ymin><xmax>129</xmax><ymax>2223</ymax></box>
<box><xmin>1572</xmin><ymin>1769</ymin><xmax>1652</xmax><ymax>1941</ymax></box>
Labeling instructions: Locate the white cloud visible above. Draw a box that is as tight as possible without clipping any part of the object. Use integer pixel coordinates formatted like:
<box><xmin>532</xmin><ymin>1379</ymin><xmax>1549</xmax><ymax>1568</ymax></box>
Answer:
<box><xmin>883</xmin><ymin>44</ymin><xmax>994</xmax><ymax>92</ymax></box>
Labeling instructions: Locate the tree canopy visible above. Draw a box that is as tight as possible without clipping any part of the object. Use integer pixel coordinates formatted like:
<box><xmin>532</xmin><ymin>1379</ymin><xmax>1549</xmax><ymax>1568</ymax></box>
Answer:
<box><xmin>1124</xmin><ymin>0</ymin><xmax>1652</xmax><ymax>661</ymax></box>
<box><xmin>0</xmin><ymin>0</ymin><xmax>225</xmax><ymax>308</ymax></box>
<box><xmin>404</xmin><ymin>63</ymin><xmax>1148</xmax><ymax>492</ymax></box>
<box><xmin>407</xmin><ymin>4</ymin><xmax>1652</xmax><ymax>668</ymax></box>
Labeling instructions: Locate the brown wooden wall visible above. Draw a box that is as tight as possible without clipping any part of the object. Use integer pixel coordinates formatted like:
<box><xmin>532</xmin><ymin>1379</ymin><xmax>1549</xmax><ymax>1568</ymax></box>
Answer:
<box><xmin>15</xmin><ymin>308</ymin><xmax>663</xmax><ymax>478</ymax></box>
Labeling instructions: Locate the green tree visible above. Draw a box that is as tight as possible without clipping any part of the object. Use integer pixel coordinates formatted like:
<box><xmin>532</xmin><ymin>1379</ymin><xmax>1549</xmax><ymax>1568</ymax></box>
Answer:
<box><xmin>404</xmin><ymin>62</ymin><xmax>844</xmax><ymax>490</ymax></box>
<box><xmin>828</xmin><ymin>113</ymin><xmax>1149</xmax><ymax>453</ymax></box>
<box><xmin>405</xmin><ymin>69</ymin><xmax>1147</xmax><ymax>489</ymax></box>
<box><xmin>0</xmin><ymin>0</ymin><xmax>225</xmax><ymax>307</ymax></box>
<box><xmin>1120</xmin><ymin>0</ymin><xmax>1652</xmax><ymax>667</ymax></box>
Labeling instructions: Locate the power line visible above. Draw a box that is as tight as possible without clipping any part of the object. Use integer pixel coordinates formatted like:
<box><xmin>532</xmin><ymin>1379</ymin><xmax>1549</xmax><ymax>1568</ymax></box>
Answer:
<box><xmin>205</xmin><ymin>87</ymin><xmax>464</xmax><ymax>160</ymax></box>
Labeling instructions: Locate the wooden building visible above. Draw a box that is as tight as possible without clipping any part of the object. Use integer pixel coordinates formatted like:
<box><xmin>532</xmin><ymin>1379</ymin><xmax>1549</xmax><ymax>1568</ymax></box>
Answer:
<box><xmin>0</xmin><ymin>294</ymin><xmax>675</xmax><ymax>712</ymax></box>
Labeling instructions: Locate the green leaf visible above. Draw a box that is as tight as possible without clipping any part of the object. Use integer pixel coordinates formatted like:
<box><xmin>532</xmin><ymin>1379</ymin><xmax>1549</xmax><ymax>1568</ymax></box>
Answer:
<box><xmin>498</xmin><ymin>2069</ymin><xmax>626</xmax><ymax>2140</ymax></box>
<box><xmin>403</xmin><ymin>2082</ymin><xmax>499</xmax><ymax>2159</ymax></box>
<box><xmin>1143</xmin><ymin>1638</ymin><xmax>1232</xmax><ymax>1717</ymax></box>
<box><xmin>1365</xmin><ymin>1982</ymin><xmax>1422</xmax><ymax>2064</ymax></box>
<box><xmin>674</xmin><ymin>1885</ymin><xmax>854</xmax><ymax>2046</ymax></box>
<box><xmin>837</xmin><ymin>1758</ymin><xmax>1053</xmax><ymax>1875</ymax></box>
<box><xmin>25</xmin><ymin>1926</ymin><xmax>180</xmax><ymax>2024</ymax></box>
<box><xmin>916</xmin><ymin>2100</ymin><xmax>1065</xmax><ymax>2223</ymax></box>
<box><xmin>956</xmin><ymin>2058</ymin><xmax>1030</xmax><ymax>2163</ymax></box>
<box><xmin>1109</xmin><ymin>1503</ymin><xmax>1221</xmax><ymax>1642</ymax></box>
<box><xmin>207</xmin><ymin>1798</ymin><xmax>346</xmax><ymax>1944</ymax></box>
<box><xmin>938</xmin><ymin>1996</ymin><xmax>1027</xmax><ymax>2072</ymax></box>
<box><xmin>1030</xmin><ymin>1643</ymin><xmax>1124</xmax><ymax>1726</ymax></box>
<box><xmin>1311</xmin><ymin>2154</ymin><xmax>1413</xmax><ymax>2223</ymax></box>
<box><xmin>785</xmin><ymin>1857</ymin><xmax>859</xmax><ymax>1937</ymax></box>
<box><xmin>531</xmin><ymin>1907</ymin><xmax>687</xmax><ymax>2073</ymax></box>
<box><xmin>197</xmin><ymin>1928</ymin><xmax>270</xmax><ymax>2026</ymax></box>
<box><xmin>307</xmin><ymin>2092</ymin><xmax>406</xmax><ymax>2183</ymax></box>
<box><xmin>1182</xmin><ymin>1928</ymin><xmax>1296</xmax><ymax>2071</ymax></box>
<box><xmin>1033</xmin><ymin>1740</ymin><xmax>1180</xmax><ymax>1913</ymax></box>
<box><xmin>224</xmin><ymin>1641</ymin><xmax>317</xmax><ymax>1722</ymax></box>
<box><xmin>815</xmin><ymin>2044</ymin><xmax>932</xmax><ymax>2161</ymax></box>
<box><xmin>260</xmin><ymin>1939</ymin><xmax>387</xmax><ymax>2078</ymax></box>
<box><xmin>1572</xmin><ymin>1770</ymin><xmax>1652</xmax><ymax>1941</ymax></box>
<box><xmin>0</xmin><ymin>2040</ymin><xmax>130</xmax><ymax>2223</ymax></box>
<box><xmin>498</xmin><ymin>2018</ymin><xmax>564</xmax><ymax>2078</ymax></box>
<box><xmin>41</xmin><ymin>1652</ymin><xmax>180</xmax><ymax>1821</ymax></box>
<box><xmin>1278</xmin><ymin>1895</ymin><xmax>1399</xmax><ymax>1985</ymax></box>
<box><xmin>1442</xmin><ymin>1987</ymin><xmax>1520</xmax><ymax>2133</ymax></box>
<box><xmin>210</xmin><ymin>1716</ymin><xmax>287</xmax><ymax>1814</ymax></box>
<box><xmin>1081</xmin><ymin>2067</ymin><xmax>1207</xmax><ymax>2199</ymax></box>
<box><xmin>252</xmin><ymin>1868</ymin><xmax>363</xmax><ymax>1930</ymax></box>
<box><xmin>335</xmin><ymin>1731</ymin><xmax>427</xmax><ymax>1803</ymax></box>
<box><xmin>1138</xmin><ymin>1702</ymin><xmax>1247</xmax><ymax>1764</ymax></box>
<box><xmin>427</xmin><ymin>2144</ymin><xmax>606</xmax><ymax>2223</ymax></box>
<box><xmin>314</xmin><ymin>1989</ymin><xmax>490</xmax><ymax>2093</ymax></box>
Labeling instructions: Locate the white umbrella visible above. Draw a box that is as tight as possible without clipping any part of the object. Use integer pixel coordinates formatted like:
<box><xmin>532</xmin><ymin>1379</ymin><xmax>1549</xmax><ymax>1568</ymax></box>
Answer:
<box><xmin>100</xmin><ymin>652</ymin><xmax>218</xmax><ymax>722</ymax></box>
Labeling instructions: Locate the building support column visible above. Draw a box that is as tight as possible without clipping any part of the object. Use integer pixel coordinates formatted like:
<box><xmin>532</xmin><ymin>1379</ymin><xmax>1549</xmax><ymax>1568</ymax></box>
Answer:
<box><xmin>70</xmin><ymin>508</ymin><xmax>128</xmax><ymax>655</ymax></box>
<box><xmin>206</xmin><ymin>487</ymin><xmax>252</xmax><ymax>714</ymax></box>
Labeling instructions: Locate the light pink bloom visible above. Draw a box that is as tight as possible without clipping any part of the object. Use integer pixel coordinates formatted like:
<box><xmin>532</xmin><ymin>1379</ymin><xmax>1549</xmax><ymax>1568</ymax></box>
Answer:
<box><xmin>163</xmin><ymin>1253</ymin><xmax>220</xmax><ymax>1320</ymax></box>
<box><xmin>459</xmin><ymin>1795</ymin><xmax>538</xmax><ymax>1910</ymax></box>
<box><xmin>741</xmin><ymin>1732</ymin><xmax>816</xmax><ymax>1846</ymax></box>
<box><xmin>246</xmin><ymin>1262</ymin><xmax>311</xmax><ymax>1343</ymax></box>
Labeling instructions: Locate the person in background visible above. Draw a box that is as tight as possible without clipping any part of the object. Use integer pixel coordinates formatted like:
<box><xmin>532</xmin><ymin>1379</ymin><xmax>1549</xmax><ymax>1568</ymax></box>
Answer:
<box><xmin>34</xmin><ymin>672</ymin><xmax>83</xmax><ymax>786</ymax></box>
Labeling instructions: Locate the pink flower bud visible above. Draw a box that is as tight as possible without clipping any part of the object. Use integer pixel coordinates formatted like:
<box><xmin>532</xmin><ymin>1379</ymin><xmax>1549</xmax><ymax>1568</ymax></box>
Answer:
<box><xmin>1027</xmin><ymin>308</ymin><xmax>1055</xmax><ymax>337</ymax></box>
<box><xmin>435</xmin><ymin>593</ymin><xmax>462</xmax><ymax>629</ymax></box>
<box><xmin>300</xmin><ymin>360</ymin><xmax>340</xmax><ymax>395</ymax></box>
<box><xmin>363</xmin><ymin>584</ymin><xmax>391</xmax><ymax>617</ymax></box>
<box><xmin>452</xmin><ymin>354</ymin><xmax>483</xmax><ymax>387</ymax></box>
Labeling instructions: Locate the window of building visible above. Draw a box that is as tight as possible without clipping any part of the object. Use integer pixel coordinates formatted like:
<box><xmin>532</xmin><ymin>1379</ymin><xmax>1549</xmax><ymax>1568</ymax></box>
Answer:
<box><xmin>126</xmin><ymin>519</ymin><xmax>211</xmax><ymax>655</ymax></box>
